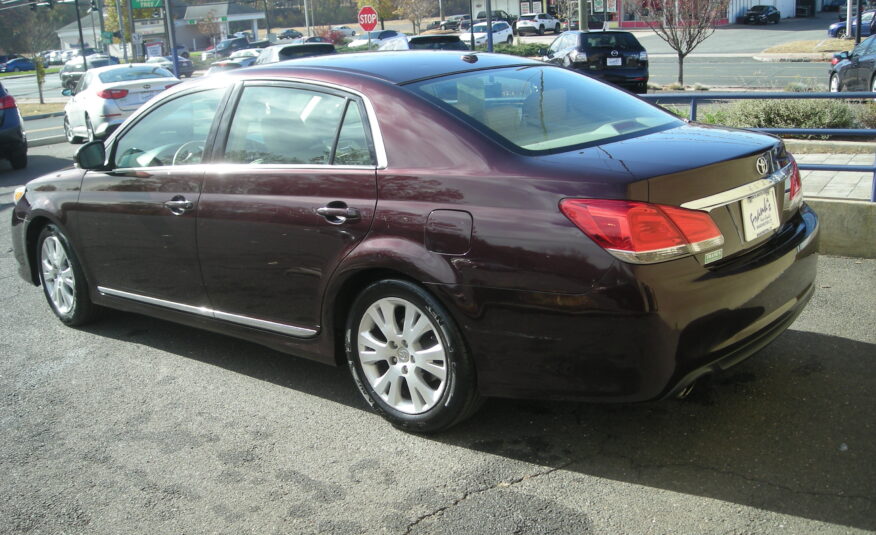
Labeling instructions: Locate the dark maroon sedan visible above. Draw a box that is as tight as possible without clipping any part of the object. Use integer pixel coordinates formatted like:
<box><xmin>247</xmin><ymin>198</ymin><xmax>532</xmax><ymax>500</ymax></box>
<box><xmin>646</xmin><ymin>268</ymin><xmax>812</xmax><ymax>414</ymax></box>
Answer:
<box><xmin>11</xmin><ymin>52</ymin><xmax>819</xmax><ymax>432</ymax></box>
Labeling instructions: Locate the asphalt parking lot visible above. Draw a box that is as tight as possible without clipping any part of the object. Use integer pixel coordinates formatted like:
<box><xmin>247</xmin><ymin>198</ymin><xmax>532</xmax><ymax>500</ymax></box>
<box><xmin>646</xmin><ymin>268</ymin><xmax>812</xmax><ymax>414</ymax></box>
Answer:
<box><xmin>1</xmin><ymin>147</ymin><xmax>875</xmax><ymax>534</ymax></box>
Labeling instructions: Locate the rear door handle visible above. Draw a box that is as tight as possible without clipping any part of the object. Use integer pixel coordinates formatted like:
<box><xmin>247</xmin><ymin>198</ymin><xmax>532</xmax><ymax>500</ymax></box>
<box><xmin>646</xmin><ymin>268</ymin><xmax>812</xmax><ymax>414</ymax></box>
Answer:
<box><xmin>164</xmin><ymin>195</ymin><xmax>194</xmax><ymax>215</ymax></box>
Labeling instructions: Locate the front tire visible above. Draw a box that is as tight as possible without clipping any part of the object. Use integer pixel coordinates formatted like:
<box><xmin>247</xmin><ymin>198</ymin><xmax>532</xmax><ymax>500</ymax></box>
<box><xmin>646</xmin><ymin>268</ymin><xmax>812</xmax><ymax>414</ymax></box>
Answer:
<box><xmin>36</xmin><ymin>224</ymin><xmax>97</xmax><ymax>326</ymax></box>
<box><xmin>346</xmin><ymin>279</ymin><xmax>481</xmax><ymax>433</ymax></box>
<box><xmin>538</xmin><ymin>25</ymin><xmax>545</xmax><ymax>35</ymax></box>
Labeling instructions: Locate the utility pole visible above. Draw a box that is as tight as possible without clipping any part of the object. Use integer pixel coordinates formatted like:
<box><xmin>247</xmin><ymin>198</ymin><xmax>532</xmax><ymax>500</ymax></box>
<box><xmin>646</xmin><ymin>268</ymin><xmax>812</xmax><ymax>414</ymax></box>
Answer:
<box><xmin>126</xmin><ymin>0</ymin><xmax>137</xmax><ymax>60</ymax></box>
<box><xmin>439</xmin><ymin>0</ymin><xmax>443</xmax><ymax>22</ymax></box>
<box><xmin>74</xmin><ymin>0</ymin><xmax>88</xmax><ymax>73</ymax></box>
<box><xmin>303</xmin><ymin>0</ymin><xmax>310</xmax><ymax>36</ymax></box>
<box><xmin>163</xmin><ymin>0</ymin><xmax>180</xmax><ymax>76</ymax></box>
<box><xmin>579</xmin><ymin>0</ymin><xmax>587</xmax><ymax>30</ymax></box>
<box><xmin>97</xmin><ymin>0</ymin><xmax>106</xmax><ymax>53</ymax></box>
<box><xmin>485</xmin><ymin>0</ymin><xmax>493</xmax><ymax>52</ymax></box>
<box><xmin>115</xmin><ymin>0</ymin><xmax>128</xmax><ymax>62</ymax></box>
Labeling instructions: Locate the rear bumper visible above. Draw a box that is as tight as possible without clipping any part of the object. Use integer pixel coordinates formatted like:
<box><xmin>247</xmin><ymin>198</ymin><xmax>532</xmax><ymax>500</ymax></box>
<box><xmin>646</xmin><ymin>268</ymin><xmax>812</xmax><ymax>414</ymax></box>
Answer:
<box><xmin>583</xmin><ymin>68</ymin><xmax>649</xmax><ymax>89</ymax></box>
<box><xmin>436</xmin><ymin>203</ymin><xmax>819</xmax><ymax>402</ymax></box>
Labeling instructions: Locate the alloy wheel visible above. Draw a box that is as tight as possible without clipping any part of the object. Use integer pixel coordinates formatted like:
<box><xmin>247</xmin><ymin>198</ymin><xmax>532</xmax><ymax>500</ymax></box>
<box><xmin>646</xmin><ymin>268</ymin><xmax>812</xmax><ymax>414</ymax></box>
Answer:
<box><xmin>356</xmin><ymin>297</ymin><xmax>448</xmax><ymax>414</ymax></box>
<box><xmin>40</xmin><ymin>235</ymin><xmax>76</xmax><ymax>315</ymax></box>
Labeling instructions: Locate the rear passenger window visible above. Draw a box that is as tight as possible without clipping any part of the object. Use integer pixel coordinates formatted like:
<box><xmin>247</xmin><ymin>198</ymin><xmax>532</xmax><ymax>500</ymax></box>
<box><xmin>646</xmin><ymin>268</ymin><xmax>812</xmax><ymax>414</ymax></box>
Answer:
<box><xmin>223</xmin><ymin>85</ymin><xmax>374</xmax><ymax>166</ymax></box>
<box><xmin>334</xmin><ymin>103</ymin><xmax>374</xmax><ymax>166</ymax></box>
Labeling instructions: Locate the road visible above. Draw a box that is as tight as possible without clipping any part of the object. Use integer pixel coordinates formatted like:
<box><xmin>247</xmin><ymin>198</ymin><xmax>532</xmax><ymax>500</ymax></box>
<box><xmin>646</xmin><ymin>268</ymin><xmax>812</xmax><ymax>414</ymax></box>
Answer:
<box><xmin>649</xmin><ymin>56</ymin><xmax>827</xmax><ymax>88</ymax></box>
<box><xmin>0</xmin><ymin>142</ymin><xmax>874</xmax><ymax>534</ymax></box>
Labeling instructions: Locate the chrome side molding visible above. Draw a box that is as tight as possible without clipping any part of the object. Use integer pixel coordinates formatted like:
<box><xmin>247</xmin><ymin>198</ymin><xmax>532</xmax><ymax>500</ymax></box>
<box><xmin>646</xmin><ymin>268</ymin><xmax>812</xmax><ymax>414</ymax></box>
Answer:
<box><xmin>97</xmin><ymin>286</ymin><xmax>318</xmax><ymax>338</ymax></box>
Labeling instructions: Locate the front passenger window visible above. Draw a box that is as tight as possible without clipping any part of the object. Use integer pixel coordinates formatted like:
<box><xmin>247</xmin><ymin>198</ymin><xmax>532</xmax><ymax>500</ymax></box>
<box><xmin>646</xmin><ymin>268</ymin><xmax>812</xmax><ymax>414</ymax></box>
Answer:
<box><xmin>113</xmin><ymin>88</ymin><xmax>224</xmax><ymax>169</ymax></box>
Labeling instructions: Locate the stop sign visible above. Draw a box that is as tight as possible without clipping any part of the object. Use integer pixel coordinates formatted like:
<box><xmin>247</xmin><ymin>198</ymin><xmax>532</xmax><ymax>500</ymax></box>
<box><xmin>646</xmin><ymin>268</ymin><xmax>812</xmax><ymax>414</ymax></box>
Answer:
<box><xmin>358</xmin><ymin>6</ymin><xmax>379</xmax><ymax>32</ymax></box>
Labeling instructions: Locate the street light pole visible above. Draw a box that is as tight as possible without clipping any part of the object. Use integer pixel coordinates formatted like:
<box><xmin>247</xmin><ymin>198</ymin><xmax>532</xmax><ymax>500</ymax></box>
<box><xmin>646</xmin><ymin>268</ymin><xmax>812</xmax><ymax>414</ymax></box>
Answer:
<box><xmin>74</xmin><ymin>0</ymin><xmax>88</xmax><ymax>73</ymax></box>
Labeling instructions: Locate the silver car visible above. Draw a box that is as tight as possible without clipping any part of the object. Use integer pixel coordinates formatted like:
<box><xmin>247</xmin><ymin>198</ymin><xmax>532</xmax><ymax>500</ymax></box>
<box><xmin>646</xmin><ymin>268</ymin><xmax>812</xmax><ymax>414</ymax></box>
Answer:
<box><xmin>62</xmin><ymin>63</ymin><xmax>179</xmax><ymax>143</ymax></box>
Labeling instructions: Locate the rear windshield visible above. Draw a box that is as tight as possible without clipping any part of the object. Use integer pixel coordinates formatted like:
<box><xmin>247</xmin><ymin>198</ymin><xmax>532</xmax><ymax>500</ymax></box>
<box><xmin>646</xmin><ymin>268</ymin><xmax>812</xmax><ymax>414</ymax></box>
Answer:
<box><xmin>409</xmin><ymin>37</ymin><xmax>467</xmax><ymax>50</ymax></box>
<box><xmin>750</xmin><ymin>5</ymin><xmax>767</xmax><ymax>10</ymax></box>
<box><xmin>98</xmin><ymin>66</ymin><xmax>173</xmax><ymax>83</ymax></box>
<box><xmin>408</xmin><ymin>66</ymin><xmax>679</xmax><ymax>154</ymax></box>
<box><xmin>519</xmin><ymin>14</ymin><xmax>536</xmax><ymax>20</ymax></box>
<box><xmin>279</xmin><ymin>45</ymin><xmax>334</xmax><ymax>59</ymax></box>
<box><xmin>583</xmin><ymin>33</ymin><xmax>642</xmax><ymax>50</ymax></box>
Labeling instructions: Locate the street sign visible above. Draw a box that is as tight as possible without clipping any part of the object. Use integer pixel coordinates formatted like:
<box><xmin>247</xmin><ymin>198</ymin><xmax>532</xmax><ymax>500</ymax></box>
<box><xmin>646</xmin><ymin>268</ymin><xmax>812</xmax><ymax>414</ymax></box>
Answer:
<box><xmin>131</xmin><ymin>32</ymin><xmax>143</xmax><ymax>44</ymax></box>
<box><xmin>358</xmin><ymin>6</ymin><xmax>378</xmax><ymax>32</ymax></box>
<box><xmin>101</xmin><ymin>31</ymin><xmax>113</xmax><ymax>44</ymax></box>
<box><xmin>132</xmin><ymin>0</ymin><xmax>161</xmax><ymax>8</ymax></box>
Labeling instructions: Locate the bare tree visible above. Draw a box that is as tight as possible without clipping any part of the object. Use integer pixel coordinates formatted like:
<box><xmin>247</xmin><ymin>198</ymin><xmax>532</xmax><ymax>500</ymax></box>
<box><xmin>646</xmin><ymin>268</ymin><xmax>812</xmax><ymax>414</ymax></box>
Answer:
<box><xmin>395</xmin><ymin>0</ymin><xmax>431</xmax><ymax>33</ymax></box>
<box><xmin>632</xmin><ymin>0</ymin><xmax>729</xmax><ymax>86</ymax></box>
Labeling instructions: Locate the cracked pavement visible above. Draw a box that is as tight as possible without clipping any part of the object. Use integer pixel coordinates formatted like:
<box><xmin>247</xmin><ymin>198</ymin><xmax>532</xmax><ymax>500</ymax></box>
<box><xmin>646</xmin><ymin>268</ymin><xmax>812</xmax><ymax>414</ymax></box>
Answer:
<box><xmin>1</xmin><ymin>147</ymin><xmax>875</xmax><ymax>534</ymax></box>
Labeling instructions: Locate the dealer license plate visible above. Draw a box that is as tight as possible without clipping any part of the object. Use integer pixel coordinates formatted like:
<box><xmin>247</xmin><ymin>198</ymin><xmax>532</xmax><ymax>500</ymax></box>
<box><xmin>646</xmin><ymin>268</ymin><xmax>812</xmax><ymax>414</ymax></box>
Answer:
<box><xmin>606</xmin><ymin>57</ymin><xmax>622</xmax><ymax>66</ymax></box>
<box><xmin>741</xmin><ymin>188</ymin><xmax>780</xmax><ymax>241</ymax></box>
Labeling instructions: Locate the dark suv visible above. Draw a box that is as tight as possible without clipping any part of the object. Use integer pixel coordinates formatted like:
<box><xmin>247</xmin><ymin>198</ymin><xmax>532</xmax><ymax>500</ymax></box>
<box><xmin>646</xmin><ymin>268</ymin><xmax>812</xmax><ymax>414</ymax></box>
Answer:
<box><xmin>542</xmin><ymin>30</ymin><xmax>649</xmax><ymax>93</ymax></box>
<box><xmin>59</xmin><ymin>56</ymin><xmax>114</xmax><ymax>89</ymax></box>
<box><xmin>215</xmin><ymin>37</ymin><xmax>251</xmax><ymax>57</ymax></box>
<box><xmin>0</xmin><ymin>82</ymin><xmax>27</xmax><ymax>169</ymax></box>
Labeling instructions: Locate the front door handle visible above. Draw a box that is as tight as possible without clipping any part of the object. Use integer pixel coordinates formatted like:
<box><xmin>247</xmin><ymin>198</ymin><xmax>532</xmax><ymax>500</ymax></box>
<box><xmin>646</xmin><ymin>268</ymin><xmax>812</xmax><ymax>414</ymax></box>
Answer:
<box><xmin>164</xmin><ymin>195</ymin><xmax>194</xmax><ymax>215</ymax></box>
<box><xmin>317</xmin><ymin>204</ymin><xmax>360</xmax><ymax>224</ymax></box>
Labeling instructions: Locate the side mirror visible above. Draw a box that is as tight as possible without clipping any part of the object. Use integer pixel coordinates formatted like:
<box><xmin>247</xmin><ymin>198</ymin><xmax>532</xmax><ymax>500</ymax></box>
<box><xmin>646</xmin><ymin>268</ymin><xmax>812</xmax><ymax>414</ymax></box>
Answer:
<box><xmin>61</xmin><ymin>88</ymin><xmax>73</xmax><ymax>97</ymax></box>
<box><xmin>74</xmin><ymin>141</ymin><xmax>106</xmax><ymax>170</ymax></box>
<box><xmin>537</xmin><ymin>47</ymin><xmax>548</xmax><ymax>56</ymax></box>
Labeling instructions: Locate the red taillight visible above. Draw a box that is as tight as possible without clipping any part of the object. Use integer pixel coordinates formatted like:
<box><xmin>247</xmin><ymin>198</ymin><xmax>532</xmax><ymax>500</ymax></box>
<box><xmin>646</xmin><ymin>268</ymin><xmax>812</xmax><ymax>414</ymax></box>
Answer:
<box><xmin>0</xmin><ymin>94</ymin><xmax>16</xmax><ymax>110</ymax></box>
<box><xmin>831</xmin><ymin>57</ymin><xmax>839</xmax><ymax>65</ymax></box>
<box><xmin>789</xmin><ymin>158</ymin><xmax>802</xmax><ymax>201</ymax></box>
<box><xmin>96</xmin><ymin>88</ymin><xmax>129</xmax><ymax>99</ymax></box>
<box><xmin>559</xmin><ymin>199</ymin><xmax>724</xmax><ymax>264</ymax></box>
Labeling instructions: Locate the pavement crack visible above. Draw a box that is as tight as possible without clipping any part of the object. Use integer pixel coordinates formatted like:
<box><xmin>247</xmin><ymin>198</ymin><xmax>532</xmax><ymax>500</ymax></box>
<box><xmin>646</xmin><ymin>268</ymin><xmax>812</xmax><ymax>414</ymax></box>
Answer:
<box><xmin>402</xmin><ymin>461</ymin><xmax>573</xmax><ymax>534</ymax></box>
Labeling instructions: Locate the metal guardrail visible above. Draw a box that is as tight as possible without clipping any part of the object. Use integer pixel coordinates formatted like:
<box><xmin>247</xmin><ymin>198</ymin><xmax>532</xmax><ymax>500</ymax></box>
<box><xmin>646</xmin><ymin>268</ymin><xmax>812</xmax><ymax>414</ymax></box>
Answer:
<box><xmin>640</xmin><ymin>91</ymin><xmax>876</xmax><ymax>202</ymax></box>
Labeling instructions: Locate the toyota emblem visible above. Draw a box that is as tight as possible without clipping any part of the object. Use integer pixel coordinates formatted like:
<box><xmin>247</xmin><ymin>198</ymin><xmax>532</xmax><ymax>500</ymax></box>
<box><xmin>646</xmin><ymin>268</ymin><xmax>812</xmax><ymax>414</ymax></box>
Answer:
<box><xmin>756</xmin><ymin>156</ymin><xmax>769</xmax><ymax>176</ymax></box>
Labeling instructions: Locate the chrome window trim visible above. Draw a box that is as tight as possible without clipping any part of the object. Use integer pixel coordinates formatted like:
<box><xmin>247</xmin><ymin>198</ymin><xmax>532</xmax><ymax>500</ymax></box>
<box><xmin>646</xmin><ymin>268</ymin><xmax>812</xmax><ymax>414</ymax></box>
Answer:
<box><xmin>681</xmin><ymin>163</ymin><xmax>792</xmax><ymax>211</ymax></box>
<box><xmin>205</xmin><ymin>163</ymin><xmax>377</xmax><ymax>172</ymax></box>
<box><xmin>97</xmin><ymin>286</ymin><xmax>318</xmax><ymax>338</ymax></box>
<box><xmin>243</xmin><ymin>76</ymin><xmax>388</xmax><ymax>169</ymax></box>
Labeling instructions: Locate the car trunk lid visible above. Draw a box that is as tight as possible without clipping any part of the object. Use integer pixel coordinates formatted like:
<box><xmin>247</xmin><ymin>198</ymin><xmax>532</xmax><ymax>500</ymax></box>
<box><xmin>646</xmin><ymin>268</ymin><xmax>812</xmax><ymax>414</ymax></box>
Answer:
<box><xmin>103</xmin><ymin>78</ymin><xmax>179</xmax><ymax>111</ymax></box>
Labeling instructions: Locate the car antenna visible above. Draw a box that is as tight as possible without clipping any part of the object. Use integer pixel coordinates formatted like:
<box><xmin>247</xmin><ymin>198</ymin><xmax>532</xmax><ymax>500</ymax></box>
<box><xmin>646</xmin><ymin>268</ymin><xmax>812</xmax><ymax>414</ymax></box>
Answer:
<box><xmin>461</xmin><ymin>52</ymin><xmax>479</xmax><ymax>63</ymax></box>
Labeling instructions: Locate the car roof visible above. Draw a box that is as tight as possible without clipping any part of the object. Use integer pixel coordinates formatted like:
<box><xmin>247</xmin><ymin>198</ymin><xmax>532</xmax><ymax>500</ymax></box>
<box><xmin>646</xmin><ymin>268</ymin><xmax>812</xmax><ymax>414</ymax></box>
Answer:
<box><xmin>245</xmin><ymin>50</ymin><xmax>542</xmax><ymax>84</ymax></box>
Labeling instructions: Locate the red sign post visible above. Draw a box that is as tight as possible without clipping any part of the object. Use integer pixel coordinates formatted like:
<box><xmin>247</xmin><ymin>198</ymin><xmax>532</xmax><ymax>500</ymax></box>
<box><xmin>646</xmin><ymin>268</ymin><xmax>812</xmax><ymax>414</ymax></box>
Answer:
<box><xmin>358</xmin><ymin>6</ymin><xmax>379</xmax><ymax>32</ymax></box>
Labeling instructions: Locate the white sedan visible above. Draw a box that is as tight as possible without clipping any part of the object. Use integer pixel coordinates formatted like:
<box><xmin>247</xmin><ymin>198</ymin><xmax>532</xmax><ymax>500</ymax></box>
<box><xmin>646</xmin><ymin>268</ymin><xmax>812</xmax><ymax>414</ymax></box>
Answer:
<box><xmin>63</xmin><ymin>63</ymin><xmax>179</xmax><ymax>143</ymax></box>
<box><xmin>459</xmin><ymin>21</ymin><xmax>514</xmax><ymax>47</ymax></box>
<box><xmin>331</xmin><ymin>25</ymin><xmax>356</xmax><ymax>37</ymax></box>
<box><xmin>348</xmin><ymin>30</ymin><xmax>404</xmax><ymax>48</ymax></box>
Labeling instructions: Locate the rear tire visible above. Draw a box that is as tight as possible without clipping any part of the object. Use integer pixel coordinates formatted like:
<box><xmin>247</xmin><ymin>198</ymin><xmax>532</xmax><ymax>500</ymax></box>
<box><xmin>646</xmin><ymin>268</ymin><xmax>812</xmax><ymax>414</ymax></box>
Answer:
<box><xmin>86</xmin><ymin>116</ymin><xmax>96</xmax><ymax>142</ymax></box>
<box><xmin>346</xmin><ymin>279</ymin><xmax>482</xmax><ymax>433</ymax></box>
<box><xmin>554</xmin><ymin>24</ymin><xmax>561</xmax><ymax>33</ymax></box>
<box><xmin>830</xmin><ymin>73</ymin><xmax>841</xmax><ymax>92</ymax></box>
<box><xmin>538</xmin><ymin>25</ymin><xmax>545</xmax><ymax>35</ymax></box>
<box><xmin>36</xmin><ymin>224</ymin><xmax>97</xmax><ymax>326</ymax></box>
<box><xmin>64</xmin><ymin>116</ymin><xmax>84</xmax><ymax>144</ymax></box>
<box><xmin>506</xmin><ymin>36</ymin><xmax>513</xmax><ymax>44</ymax></box>
<box><xmin>9</xmin><ymin>150</ymin><xmax>27</xmax><ymax>169</ymax></box>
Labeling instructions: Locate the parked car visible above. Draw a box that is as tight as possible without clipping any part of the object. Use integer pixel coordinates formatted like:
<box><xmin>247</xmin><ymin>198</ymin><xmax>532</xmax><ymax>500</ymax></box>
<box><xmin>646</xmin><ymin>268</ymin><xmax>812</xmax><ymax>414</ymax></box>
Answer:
<box><xmin>823</xmin><ymin>0</ymin><xmax>843</xmax><ymax>10</ymax></box>
<box><xmin>829</xmin><ymin>34</ymin><xmax>876</xmax><ymax>91</ymax></box>
<box><xmin>279</xmin><ymin>28</ymin><xmax>303</xmax><ymax>40</ymax></box>
<box><xmin>475</xmin><ymin>9</ymin><xmax>517</xmax><ymax>28</ymax></box>
<box><xmin>254</xmin><ymin>43</ymin><xmax>336</xmax><ymax>65</ymax></box>
<box><xmin>145</xmin><ymin>55</ymin><xmax>195</xmax><ymax>78</ymax></box>
<box><xmin>829</xmin><ymin>10</ymin><xmax>876</xmax><ymax>37</ymax></box>
<box><xmin>331</xmin><ymin>25</ymin><xmax>357</xmax><ymax>38</ymax></box>
<box><xmin>349</xmin><ymin>30</ymin><xmax>403</xmax><ymax>47</ymax></box>
<box><xmin>62</xmin><ymin>63</ymin><xmax>179</xmax><ymax>143</ymax></box>
<box><xmin>378</xmin><ymin>35</ymin><xmax>469</xmax><ymax>51</ymax></box>
<box><xmin>744</xmin><ymin>5</ymin><xmax>781</xmax><ymax>23</ymax></box>
<box><xmin>0</xmin><ymin>57</ymin><xmax>35</xmax><ymax>73</ymax></box>
<box><xmin>516</xmin><ymin>13</ymin><xmax>561</xmax><ymax>35</ymax></box>
<box><xmin>0</xmin><ymin>81</ymin><xmax>26</xmax><ymax>169</ymax></box>
<box><xmin>59</xmin><ymin>55</ymin><xmax>116</xmax><ymax>90</ymax></box>
<box><xmin>542</xmin><ymin>30</ymin><xmax>649</xmax><ymax>93</ymax></box>
<box><xmin>0</xmin><ymin>54</ymin><xmax>21</xmax><ymax>65</ymax></box>
<box><xmin>460</xmin><ymin>21</ymin><xmax>514</xmax><ymax>47</ymax></box>
<box><xmin>214</xmin><ymin>36</ymin><xmax>251</xmax><ymax>57</ymax></box>
<box><xmin>440</xmin><ymin>14</ymin><xmax>471</xmax><ymax>30</ymax></box>
<box><xmin>207</xmin><ymin>49</ymin><xmax>262</xmax><ymax>74</ymax></box>
<box><xmin>12</xmin><ymin>52</ymin><xmax>818</xmax><ymax>432</ymax></box>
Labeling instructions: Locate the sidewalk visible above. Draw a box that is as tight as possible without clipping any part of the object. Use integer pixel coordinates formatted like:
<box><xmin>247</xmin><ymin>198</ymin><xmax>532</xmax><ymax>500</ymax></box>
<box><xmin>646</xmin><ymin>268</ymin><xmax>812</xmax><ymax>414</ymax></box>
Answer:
<box><xmin>796</xmin><ymin>153</ymin><xmax>875</xmax><ymax>200</ymax></box>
